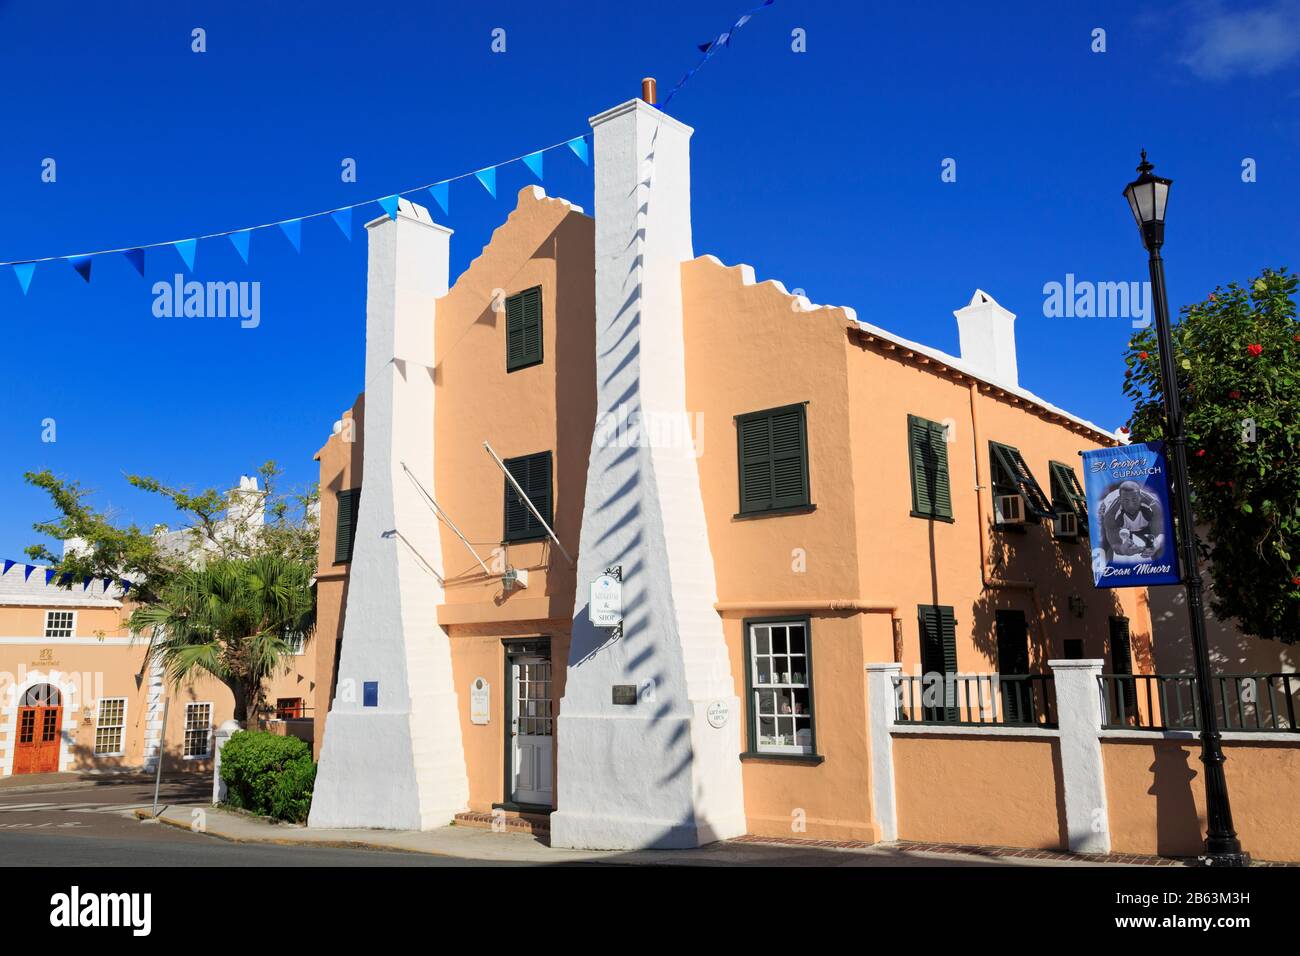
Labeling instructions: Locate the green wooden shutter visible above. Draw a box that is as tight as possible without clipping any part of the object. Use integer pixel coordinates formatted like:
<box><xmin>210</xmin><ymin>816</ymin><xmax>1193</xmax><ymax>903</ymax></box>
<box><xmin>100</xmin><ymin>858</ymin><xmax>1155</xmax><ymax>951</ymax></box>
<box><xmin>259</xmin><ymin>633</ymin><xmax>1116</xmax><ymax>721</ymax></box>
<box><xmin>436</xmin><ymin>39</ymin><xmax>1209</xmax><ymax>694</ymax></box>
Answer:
<box><xmin>995</xmin><ymin>609</ymin><xmax>1031</xmax><ymax>723</ymax></box>
<box><xmin>737</xmin><ymin>405</ymin><xmax>809</xmax><ymax>514</ymax></box>
<box><xmin>1049</xmin><ymin>461</ymin><xmax>1087</xmax><ymax>516</ymax></box>
<box><xmin>503</xmin><ymin>451</ymin><xmax>552</xmax><ymax>541</ymax></box>
<box><xmin>991</xmin><ymin>442</ymin><xmax>1053</xmax><ymax>518</ymax></box>
<box><xmin>505</xmin><ymin>287</ymin><xmax>543</xmax><ymax>371</ymax></box>
<box><xmin>1109</xmin><ymin>616</ymin><xmax>1137</xmax><ymax>715</ymax></box>
<box><xmin>334</xmin><ymin>489</ymin><xmax>360</xmax><ymax>563</ymax></box>
<box><xmin>908</xmin><ymin>415</ymin><xmax>952</xmax><ymax>519</ymax></box>
<box><xmin>918</xmin><ymin>605</ymin><xmax>959</xmax><ymax>721</ymax></box>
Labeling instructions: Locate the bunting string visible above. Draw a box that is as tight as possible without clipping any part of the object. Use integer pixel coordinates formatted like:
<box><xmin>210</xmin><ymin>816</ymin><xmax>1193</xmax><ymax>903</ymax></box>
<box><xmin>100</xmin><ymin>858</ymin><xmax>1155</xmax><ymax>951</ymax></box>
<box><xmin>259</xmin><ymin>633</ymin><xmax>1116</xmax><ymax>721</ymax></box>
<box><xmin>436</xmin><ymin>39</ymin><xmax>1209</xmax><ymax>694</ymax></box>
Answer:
<box><xmin>0</xmin><ymin>558</ymin><xmax>132</xmax><ymax>595</ymax></box>
<box><xmin>662</xmin><ymin>0</ymin><xmax>776</xmax><ymax>108</ymax></box>
<box><xmin>2</xmin><ymin>132</ymin><xmax>592</xmax><ymax>292</ymax></box>
<box><xmin>5</xmin><ymin>1</ymin><xmax>773</xmax><ymax>292</ymax></box>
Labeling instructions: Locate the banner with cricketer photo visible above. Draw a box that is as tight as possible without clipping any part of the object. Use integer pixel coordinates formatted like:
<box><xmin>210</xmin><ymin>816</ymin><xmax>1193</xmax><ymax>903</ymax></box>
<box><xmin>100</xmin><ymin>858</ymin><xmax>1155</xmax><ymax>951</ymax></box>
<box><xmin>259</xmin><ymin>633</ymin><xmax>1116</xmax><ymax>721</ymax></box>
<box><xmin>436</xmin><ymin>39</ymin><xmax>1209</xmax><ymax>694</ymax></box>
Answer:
<box><xmin>1081</xmin><ymin>441</ymin><xmax>1181</xmax><ymax>588</ymax></box>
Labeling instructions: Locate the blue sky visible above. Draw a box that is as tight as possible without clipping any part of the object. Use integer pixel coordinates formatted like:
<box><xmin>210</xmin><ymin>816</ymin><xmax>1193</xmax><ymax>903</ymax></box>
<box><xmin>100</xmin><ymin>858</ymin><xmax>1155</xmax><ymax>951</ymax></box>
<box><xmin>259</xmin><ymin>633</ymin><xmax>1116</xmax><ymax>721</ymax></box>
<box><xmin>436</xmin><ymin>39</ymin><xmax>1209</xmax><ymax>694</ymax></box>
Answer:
<box><xmin>1</xmin><ymin>0</ymin><xmax>1296</xmax><ymax>560</ymax></box>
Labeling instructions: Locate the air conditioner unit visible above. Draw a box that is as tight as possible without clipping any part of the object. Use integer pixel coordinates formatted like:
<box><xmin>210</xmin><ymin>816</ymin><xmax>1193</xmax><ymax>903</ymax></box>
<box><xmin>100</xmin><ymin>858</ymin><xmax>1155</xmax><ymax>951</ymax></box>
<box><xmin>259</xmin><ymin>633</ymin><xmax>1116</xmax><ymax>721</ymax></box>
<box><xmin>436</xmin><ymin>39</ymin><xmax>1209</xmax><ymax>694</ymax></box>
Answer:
<box><xmin>996</xmin><ymin>494</ymin><xmax>1025</xmax><ymax>525</ymax></box>
<box><xmin>1053</xmin><ymin>512</ymin><xmax>1079</xmax><ymax>539</ymax></box>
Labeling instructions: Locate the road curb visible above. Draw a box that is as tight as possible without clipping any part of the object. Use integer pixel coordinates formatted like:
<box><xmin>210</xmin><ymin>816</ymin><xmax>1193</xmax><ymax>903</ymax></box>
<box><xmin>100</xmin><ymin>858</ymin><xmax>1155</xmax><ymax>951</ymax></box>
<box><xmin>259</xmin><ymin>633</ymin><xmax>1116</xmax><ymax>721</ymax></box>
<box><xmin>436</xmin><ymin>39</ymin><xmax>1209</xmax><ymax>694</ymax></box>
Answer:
<box><xmin>132</xmin><ymin>807</ymin><xmax>459</xmax><ymax>859</ymax></box>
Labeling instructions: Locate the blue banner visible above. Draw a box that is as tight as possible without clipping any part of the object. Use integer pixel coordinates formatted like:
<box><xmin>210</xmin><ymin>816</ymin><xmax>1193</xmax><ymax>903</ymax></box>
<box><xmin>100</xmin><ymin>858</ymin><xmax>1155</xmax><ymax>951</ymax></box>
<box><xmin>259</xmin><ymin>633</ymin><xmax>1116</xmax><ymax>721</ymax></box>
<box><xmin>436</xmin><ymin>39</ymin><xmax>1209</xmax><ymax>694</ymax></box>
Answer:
<box><xmin>1082</xmin><ymin>441</ymin><xmax>1181</xmax><ymax>588</ymax></box>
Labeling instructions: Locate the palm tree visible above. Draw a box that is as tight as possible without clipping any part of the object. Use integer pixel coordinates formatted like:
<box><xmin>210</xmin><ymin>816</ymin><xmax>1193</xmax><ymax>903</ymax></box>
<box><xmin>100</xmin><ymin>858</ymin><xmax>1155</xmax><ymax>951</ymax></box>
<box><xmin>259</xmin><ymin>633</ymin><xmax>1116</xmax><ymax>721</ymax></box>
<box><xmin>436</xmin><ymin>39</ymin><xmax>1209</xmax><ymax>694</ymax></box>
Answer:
<box><xmin>131</xmin><ymin>555</ymin><xmax>316</xmax><ymax>726</ymax></box>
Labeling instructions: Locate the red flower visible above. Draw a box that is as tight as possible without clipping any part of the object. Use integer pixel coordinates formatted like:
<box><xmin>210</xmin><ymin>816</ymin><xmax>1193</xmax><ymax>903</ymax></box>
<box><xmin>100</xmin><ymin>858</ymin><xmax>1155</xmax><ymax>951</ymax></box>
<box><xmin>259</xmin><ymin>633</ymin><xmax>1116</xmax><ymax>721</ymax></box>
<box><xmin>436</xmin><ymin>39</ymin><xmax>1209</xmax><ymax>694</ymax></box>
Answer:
<box><xmin>1196</xmin><ymin>449</ymin><xmax>1206</xmax><ymax>457</ymax></box>
<box><xmin>1247</xmin><ymin>343</ymin><xmax>1263</xmax><ymax>356</ymax></box>
<box><xmin>1229</xmin><ymin>390</ymin><xmax>1241</xmax><ymax>400</ymax></box>
<box><xmin>1138</xmin><ymin>351</ymin><xmax>1150</xmax><ymax>360</ymax></box>
<box><xmin>1292</xmin><ymin>577</ymin><xmax>1300</xmax><ymax>587</ymax></box>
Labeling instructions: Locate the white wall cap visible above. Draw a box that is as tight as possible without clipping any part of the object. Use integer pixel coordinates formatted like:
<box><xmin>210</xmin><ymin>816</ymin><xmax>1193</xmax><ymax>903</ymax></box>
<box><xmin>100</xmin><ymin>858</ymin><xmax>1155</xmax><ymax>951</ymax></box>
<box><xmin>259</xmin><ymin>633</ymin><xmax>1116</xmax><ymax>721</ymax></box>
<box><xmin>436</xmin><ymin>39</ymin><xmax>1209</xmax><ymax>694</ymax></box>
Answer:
<box><xmin>364</xmin><ymin>198</ymin><xmax>453</xmax><ymax>234</ymax></box>
<box><xmin>588</xmin><ymin>97</ymin><xmax>694</xmax><ymax>137</ymax></box>
<box><xmin>1048</xmin><ymin>658</ymin><xmax>1106</xmax><ymax>670</ymax></box>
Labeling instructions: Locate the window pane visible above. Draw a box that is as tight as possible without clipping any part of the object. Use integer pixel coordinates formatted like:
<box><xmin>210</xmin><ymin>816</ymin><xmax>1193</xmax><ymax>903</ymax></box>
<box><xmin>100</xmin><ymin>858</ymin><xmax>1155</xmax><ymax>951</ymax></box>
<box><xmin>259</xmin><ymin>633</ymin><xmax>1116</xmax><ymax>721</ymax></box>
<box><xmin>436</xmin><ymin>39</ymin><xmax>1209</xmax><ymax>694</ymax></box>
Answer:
<box><xmin>788</xmin><ymin>625</ymin><xmax>805</xmax><ymax>655</ymax></box>
<box><xmin>772</xmin><ymin>626</ymin><xmax>788</xmax><ymax>654</ymax></box>
<box><xmin>754</xmin><ymin>626</ymin><xmax>770</xmax><ymax>655</ymax></box>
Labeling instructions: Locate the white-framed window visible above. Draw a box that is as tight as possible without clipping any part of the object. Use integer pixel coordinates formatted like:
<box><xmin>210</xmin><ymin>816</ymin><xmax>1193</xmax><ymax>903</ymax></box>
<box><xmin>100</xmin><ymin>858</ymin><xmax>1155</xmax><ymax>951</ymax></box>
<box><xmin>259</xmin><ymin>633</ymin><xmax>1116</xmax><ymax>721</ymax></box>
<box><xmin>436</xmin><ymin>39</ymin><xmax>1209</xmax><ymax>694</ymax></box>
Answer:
<box><xmin>183</xmin><ymin>702</ymin><xmax>213</xmax><ymax>758</ymax></box>
<box><xmin>747</xmin><ymin>618</ymin><xmax>816</xmax><ymax>756</ymax></box>
<box><xmin>43</xmin><ymin>610</ymin><xmax>76</xmax><ymax>638</ymax></box>
<box><xmin>94</xmin><ymin>697</ymin><xmax>127</xmax><ymax>755</ymax></box>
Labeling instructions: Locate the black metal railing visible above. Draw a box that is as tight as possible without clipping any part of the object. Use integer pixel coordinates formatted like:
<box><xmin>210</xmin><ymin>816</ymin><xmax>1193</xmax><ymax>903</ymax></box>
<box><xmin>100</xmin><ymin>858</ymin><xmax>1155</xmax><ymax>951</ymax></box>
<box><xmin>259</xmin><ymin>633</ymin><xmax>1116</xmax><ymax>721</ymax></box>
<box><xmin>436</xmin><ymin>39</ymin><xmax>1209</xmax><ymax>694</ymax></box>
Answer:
<box><xmin>1099</xmin><ymin>673</ymin><xmax>1299</xmax><ymax>732</ymax></box>
<box><xmin>894</xmin><ymin>673</ymin><xmax>1057</xmax><ymax>728</ymax></box>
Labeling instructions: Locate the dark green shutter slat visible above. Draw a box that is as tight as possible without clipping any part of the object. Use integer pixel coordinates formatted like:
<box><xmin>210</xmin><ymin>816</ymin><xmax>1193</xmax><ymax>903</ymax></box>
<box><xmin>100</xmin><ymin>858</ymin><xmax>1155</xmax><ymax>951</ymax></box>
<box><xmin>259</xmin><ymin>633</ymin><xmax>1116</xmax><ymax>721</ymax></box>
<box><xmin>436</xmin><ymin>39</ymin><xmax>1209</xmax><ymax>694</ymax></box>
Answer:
<box><xmin>991</xmin><ymin>442</ymin><xmax>1053</xmax><ymax>518</ymax></box>
<box><xmin>334</xmin><ymin>489</ymin><xmax>360</xmax><ymax>563</ymax></box>
<box><xmin>918</xmin><ymin>605</ymin><xmax>959</xmax><ymax>721</ymax></box>
<box><xmin>1109</xmin><ymin>616</ymin><xmax>1137</xmax><ymax>714</ymax></box>
<box><xmin>909</xmin><ymin>416</ymin><xmax>952</xmax><ymax>519</ymax></box>
<box><xmin>740</xmin><ymin>417</ymin><xmax>774</xmax><ymax>510</ymax></box>
<box><xmin>505</xmin><ymin>287</ymin><xmax>543</xmax><ymax>371</ymax></box>
<box><xmin>995</xmin><ymin>610</ymin><xmax>1031</xmax><ymax>722</ymax></box>
<box><xmin>737</xmin><ymin>405</ymin><xmax>808</xmax><ymax>514</ymax></box>
<box><xmin>770</xmin><ymin>410</ymin><xmax>806</xmax><ymax>507</ymax></box>
<box><xmin>503</xmin><ymin>451</ymin><xmax>552</xmax><ymax>541</ymax></box>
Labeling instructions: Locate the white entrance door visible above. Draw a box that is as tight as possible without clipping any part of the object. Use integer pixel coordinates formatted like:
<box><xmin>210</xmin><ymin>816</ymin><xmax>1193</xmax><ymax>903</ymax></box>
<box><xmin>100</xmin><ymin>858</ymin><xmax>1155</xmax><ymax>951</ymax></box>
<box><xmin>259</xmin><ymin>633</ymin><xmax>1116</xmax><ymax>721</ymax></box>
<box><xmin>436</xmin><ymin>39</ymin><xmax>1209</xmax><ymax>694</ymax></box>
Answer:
<box><xmin>510</xmin><ymin>656</ymin><xmax>553</xmax><ymax>806</ymax></box>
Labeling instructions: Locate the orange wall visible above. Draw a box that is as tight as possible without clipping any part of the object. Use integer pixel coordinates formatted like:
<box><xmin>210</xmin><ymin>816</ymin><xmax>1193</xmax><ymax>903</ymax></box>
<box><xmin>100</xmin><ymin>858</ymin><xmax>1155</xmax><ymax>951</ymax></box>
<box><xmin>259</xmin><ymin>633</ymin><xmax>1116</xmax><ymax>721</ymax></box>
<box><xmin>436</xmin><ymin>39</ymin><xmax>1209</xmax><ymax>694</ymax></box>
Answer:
<box><xmin>433</xmin><ymin>188</ymin><xmax>594</xmax><ymax>627</ymax></box>
<box><xmin>0</xmin><ymin>635</ymin><xmax>316</xmax><ymax>775</ymax></box>
<box><xmin>447</xmin><ymin>622</ymin><xmax>570</xmax><ymax>812</ymax></box>
<box><xmin>1104</xmin><ymin>736</ymin><xmax>1300</xmax><ymax>862</ymax></box>
<box><xmin>847</xmin><ymin>335</ymin><xmax>1152</xmax><ymax>677</ymax></box>
<box><xmin>312</xmin><ymin>395</ymin><xmax>364</xmax><ymax>756</ymax></box>
<box><xmin>893</xmin><ymin>733</ymin><xmax>1066</xmax><ymax>848</ymax></box>
<box><xmin>722</xmin><ymin>612</ymin><xmax>878</xmax><ymax>840</ymax></box>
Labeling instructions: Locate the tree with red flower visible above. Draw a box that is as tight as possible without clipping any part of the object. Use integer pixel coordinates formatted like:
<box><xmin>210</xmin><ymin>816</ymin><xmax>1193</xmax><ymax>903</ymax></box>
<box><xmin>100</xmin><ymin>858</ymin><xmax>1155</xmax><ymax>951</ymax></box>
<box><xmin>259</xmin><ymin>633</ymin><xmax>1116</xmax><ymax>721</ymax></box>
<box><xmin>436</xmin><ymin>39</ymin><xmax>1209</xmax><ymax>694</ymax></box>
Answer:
<box><xmin>1122</xmin><ymin>267</ymin><xmax>1299</xmax><ymax>642</ymax></box>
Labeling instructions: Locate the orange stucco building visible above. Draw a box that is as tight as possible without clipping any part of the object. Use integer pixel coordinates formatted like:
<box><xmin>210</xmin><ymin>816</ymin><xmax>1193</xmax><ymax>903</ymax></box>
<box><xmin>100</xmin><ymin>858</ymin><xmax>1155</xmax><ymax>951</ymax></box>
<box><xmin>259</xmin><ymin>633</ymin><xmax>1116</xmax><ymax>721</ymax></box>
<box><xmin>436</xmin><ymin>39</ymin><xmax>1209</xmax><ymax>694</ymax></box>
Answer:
<box><xmin>0</xmin><ymin>493</ymin><xmax>318</xmax><ymax>779</ymax></box>
<box><xmin>307</xmin><ymin>90</ymin><xmax>1175</xmax><ymax>850</ymax></box>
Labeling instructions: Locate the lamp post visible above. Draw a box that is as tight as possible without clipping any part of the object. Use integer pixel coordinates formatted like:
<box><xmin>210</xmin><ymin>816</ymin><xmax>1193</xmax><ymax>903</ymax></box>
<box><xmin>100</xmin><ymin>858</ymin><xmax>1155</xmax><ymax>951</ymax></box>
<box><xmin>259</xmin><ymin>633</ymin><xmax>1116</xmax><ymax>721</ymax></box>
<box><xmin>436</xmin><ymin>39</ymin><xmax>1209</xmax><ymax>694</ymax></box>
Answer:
<box><xmin>1122</xmin><ymin>151</ymin><xmax>1248</xmax><ymax>866</ymax></box>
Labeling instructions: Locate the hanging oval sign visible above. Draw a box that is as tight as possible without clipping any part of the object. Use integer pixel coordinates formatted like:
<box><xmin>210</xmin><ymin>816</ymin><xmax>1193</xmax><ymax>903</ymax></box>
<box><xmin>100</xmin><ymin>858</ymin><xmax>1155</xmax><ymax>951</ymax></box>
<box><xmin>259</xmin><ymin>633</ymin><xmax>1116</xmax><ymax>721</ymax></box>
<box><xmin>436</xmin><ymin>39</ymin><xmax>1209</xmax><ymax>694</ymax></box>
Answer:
<box><xmin>589</xmin><ymin>573</ymin><xmax>623</xmax><ymax>628</ymax></box>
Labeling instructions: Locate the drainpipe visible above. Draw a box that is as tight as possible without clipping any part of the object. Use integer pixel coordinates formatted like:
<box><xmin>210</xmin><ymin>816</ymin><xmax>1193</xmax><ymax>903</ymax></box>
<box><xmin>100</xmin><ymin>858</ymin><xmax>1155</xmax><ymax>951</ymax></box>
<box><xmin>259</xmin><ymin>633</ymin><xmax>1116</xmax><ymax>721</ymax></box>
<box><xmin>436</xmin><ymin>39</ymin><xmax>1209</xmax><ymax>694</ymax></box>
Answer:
<box><xmin>967</xmin><ymin>381</ymin><xmax>1051</xmax><ymax>654</ymax></box>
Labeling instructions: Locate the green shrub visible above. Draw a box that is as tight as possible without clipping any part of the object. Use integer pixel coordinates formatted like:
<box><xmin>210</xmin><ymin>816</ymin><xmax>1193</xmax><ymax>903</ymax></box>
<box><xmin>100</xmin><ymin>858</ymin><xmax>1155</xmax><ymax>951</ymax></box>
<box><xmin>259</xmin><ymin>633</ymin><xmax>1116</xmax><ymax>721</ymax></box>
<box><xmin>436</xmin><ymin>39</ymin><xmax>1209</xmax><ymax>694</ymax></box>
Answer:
<box><xmin>269</xmin><ymin>755</ymin><xmax>317</xmax><ymax>824</ymax></box>
<box><xmin>219</xmin><ymin>730</ymin><xmax>315</xmax><ymax>822</ymax></box>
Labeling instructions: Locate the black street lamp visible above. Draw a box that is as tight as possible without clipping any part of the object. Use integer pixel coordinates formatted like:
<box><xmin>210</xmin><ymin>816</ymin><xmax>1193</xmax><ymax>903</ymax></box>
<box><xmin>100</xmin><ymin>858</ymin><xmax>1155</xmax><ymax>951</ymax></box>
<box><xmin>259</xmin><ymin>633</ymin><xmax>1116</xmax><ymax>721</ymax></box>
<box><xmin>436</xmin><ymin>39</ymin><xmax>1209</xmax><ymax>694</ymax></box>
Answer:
<box><xmin>1122</xmin><ymin>151</ymin><xmax>1248</xmax><ymax>866</ymax></box>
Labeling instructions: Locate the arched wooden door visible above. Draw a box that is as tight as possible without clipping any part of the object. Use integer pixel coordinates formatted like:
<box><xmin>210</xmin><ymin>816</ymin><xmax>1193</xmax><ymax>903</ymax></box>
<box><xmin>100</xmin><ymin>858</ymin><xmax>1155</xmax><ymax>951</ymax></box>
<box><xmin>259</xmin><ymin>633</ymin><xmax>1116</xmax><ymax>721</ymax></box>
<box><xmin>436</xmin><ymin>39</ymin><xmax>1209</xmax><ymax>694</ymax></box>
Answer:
<box><xmin>13</xmin><ymin>684</ymin><xmax>62</xmax><ymax>774</ymax></box>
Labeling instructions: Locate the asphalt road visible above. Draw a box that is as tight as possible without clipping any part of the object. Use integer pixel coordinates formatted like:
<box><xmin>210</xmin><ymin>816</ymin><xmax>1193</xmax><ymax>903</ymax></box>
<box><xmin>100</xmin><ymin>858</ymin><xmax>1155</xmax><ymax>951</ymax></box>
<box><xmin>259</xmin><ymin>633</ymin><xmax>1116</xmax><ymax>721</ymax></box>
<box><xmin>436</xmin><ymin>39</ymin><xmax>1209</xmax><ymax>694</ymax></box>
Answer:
<box><xmin>0</xmin><ymin>779</ymin><xmax>524</xmax><ymax>867</ymax></box>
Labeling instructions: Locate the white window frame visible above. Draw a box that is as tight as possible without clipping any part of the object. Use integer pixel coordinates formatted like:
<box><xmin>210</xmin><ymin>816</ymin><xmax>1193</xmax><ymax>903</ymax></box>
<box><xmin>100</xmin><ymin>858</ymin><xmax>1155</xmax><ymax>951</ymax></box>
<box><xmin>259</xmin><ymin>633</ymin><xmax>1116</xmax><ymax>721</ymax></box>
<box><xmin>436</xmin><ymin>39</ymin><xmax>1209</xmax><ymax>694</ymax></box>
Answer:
<box><xmin>93</xmin><ymin>697</ymin><xmax>128</xmax><ymax>756</ymax></box>
<box><xmin>43</xmin><ymin>609</ymin><xmax>77</xmax><ymax>639</ymax></box>
<box><xmin>747</xmin><ymin>619</ymin><xmax>816</xmax><ymax>756</ymax></box>
<box><xmin>183</xmin><ymin>702</ymin><xmax>214</xmax><ymax>759</ymax></box>
<box><xmin>287</xmin><ymin>632</ymin><xmax>306</xmax><ymax>656</ymax></box>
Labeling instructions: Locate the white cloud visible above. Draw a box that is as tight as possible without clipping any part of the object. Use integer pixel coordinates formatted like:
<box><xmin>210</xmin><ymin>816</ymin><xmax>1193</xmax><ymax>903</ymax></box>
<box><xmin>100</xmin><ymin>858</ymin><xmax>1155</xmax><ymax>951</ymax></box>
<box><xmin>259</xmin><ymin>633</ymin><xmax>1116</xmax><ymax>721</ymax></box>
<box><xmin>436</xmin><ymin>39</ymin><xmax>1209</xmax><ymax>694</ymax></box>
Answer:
<box><xmin>1179</xmin><ymin>0</ymin><xmax>1300</xmax><ymax>79</ymax></box>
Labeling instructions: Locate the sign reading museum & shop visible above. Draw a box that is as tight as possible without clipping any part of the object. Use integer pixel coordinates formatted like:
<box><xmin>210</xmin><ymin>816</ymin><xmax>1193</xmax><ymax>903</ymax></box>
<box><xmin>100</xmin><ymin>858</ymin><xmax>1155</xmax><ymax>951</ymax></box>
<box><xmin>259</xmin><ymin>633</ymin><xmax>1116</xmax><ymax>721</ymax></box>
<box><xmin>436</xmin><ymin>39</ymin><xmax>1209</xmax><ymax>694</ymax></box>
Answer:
<box><xmin>589</xmin><ymin>572</ymin><xmax>623</xmax><ymax>628</ymax></box>
<box><xmin>1082</xmin><ymin>442</ymin><xmax>1181</xmax><ymax>589</ymax></box>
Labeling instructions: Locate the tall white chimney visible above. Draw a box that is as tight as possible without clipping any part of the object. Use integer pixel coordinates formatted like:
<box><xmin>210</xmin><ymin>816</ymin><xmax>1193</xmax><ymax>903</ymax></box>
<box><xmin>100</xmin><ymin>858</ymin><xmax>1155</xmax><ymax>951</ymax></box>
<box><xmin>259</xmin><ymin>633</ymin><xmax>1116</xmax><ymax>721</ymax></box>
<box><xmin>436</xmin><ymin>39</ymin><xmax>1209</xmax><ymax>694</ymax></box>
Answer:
<box><xmin>310</xmin><ymin>199</ymin><xmax>469</xmax><ymax>830</ymax></box>
<box><xmin>954</xmin><ymin>288</ymin><xmax>1019</xmax><ymax>387</ymax></box>
<box><xmin>550</xmin><ymin>95</ymin><xmax>747</xmax><ymax>850</ymax></box>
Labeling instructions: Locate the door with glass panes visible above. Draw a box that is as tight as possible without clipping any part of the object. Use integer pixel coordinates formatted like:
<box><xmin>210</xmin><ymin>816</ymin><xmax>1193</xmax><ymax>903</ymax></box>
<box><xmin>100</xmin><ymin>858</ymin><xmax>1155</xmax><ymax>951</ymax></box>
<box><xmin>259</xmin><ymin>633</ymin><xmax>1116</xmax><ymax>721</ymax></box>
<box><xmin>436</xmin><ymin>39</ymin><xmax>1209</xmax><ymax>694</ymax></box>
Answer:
<box><xmin>509</xmin><ymin>655</ymin><xmax>553</xmax><ymax>806</ymax></box>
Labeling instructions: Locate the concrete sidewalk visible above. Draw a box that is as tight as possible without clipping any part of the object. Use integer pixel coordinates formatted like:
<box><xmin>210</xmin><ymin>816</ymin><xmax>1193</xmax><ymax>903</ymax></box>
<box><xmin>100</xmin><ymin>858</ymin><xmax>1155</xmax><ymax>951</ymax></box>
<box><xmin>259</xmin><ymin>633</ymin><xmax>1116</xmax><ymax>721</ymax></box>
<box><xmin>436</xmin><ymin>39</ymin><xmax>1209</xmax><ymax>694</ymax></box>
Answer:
<box><xmin>134</xmin><ymin>803</ymin><xmax>1128</xmax><ymax>866</ymax></box>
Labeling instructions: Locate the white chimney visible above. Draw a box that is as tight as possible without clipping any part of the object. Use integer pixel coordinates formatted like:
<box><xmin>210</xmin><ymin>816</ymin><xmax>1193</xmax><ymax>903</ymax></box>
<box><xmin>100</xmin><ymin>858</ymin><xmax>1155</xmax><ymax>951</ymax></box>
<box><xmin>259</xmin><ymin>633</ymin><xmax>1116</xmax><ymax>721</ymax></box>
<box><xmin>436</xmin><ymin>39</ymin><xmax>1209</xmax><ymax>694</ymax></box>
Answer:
<box><xmin>310</xmin><ymin>198</ymin><xmax>469</xmax><ymax>830</ymax></box>
<box><xmin>551</xmin><ymin>92</ymin><xmax>747</xmax><ymax>850</ymax></box>
<box><xmin>954</xmin><ymin>288</ymin><xmax>1019</xmax><ymax>387</ymax></box>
